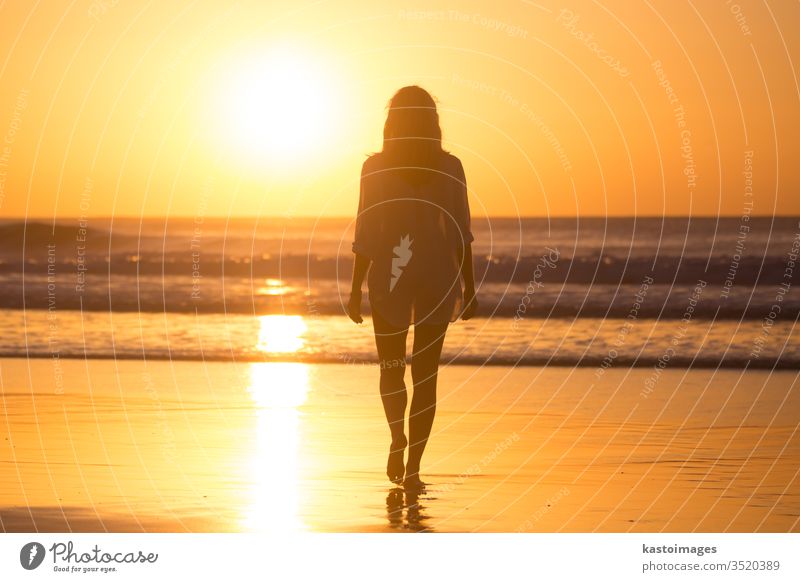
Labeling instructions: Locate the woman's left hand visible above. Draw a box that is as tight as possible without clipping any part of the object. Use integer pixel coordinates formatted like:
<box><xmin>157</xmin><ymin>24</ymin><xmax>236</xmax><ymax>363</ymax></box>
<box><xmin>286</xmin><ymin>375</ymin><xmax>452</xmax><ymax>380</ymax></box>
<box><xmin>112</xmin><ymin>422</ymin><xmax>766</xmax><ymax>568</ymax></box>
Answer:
<box><xmin>347</xmin><ymin>290</ymin><xmax>364</xmax><ymax>324</ymax></box>
<box><xmin>462</xmin><ymin>289</ymin><xmax>478</xmax><ymax>320</ymax></box>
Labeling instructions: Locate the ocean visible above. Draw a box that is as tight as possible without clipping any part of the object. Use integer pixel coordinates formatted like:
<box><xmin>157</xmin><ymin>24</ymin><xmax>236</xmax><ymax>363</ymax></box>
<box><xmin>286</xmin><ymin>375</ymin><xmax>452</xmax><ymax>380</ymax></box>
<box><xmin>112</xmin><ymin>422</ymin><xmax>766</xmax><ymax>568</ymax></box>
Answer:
<box><xmin>1</xmin><ymin>216</ymin><xmax>798</xmax><ymax>368</ymax></box>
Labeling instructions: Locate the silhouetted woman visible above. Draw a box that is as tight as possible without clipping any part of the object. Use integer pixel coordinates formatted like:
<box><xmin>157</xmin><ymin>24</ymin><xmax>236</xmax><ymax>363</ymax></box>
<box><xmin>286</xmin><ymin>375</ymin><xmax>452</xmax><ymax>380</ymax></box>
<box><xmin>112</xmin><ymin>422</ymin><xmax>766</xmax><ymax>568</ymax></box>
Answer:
<box><xmin>348</xmin><ymin>86</ymin><xmax>477</xmax><ymax>491</ymax></box>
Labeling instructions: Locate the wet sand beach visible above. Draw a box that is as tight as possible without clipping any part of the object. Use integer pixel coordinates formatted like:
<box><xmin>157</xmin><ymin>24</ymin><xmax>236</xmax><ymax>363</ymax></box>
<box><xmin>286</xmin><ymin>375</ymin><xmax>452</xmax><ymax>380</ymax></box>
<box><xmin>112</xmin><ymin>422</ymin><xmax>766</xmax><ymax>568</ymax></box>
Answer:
<box><xmin>1</xmin><ymin>358</ymin><xmax>798</xmax><ymax>532</ymax></box>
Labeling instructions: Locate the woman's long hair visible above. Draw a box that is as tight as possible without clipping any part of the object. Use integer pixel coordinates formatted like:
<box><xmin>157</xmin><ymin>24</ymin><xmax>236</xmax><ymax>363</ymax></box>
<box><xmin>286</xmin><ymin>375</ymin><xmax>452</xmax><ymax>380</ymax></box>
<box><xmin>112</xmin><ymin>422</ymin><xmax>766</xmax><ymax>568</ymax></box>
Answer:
<box><xmin>381</xmin><ymin>86</ymin><xmax>446</xmax><ymax>184</ymax></box>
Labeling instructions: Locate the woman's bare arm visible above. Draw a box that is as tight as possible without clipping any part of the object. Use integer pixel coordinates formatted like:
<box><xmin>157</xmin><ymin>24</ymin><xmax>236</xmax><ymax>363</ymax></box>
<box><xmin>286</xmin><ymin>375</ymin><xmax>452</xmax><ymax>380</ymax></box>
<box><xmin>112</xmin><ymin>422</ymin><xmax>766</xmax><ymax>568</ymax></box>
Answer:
<box><xmin>348</xmin><ymin>253</ymin><xmax>371</xmax><ymax>323</ymax></box>
<box><xmin>460</xmin><ymin>242</ymin><xmax>478</xmax><ymax>320</ymax></box>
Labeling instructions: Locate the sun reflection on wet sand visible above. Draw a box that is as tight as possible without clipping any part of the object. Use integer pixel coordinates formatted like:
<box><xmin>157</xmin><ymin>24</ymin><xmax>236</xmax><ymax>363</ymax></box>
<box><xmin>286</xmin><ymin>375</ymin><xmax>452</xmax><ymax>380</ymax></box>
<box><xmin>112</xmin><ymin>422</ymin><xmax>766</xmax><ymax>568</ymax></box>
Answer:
<box><xmin>1</xmin><ymin>358</ymin><xmax>798</xmax><ymax>533</ymax></box>
<box><xmin>243</xmin><ymin>362</ymin><xmax>310</xmax><ymax>532</ymax></box>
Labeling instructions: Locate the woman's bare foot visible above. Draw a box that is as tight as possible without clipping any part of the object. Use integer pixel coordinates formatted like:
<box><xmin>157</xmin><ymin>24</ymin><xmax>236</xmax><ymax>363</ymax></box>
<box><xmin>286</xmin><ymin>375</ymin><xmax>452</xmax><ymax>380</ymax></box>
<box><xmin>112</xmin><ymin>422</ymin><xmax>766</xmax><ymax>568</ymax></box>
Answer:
<box><xmin>402</xmin><ymin>472</ymin><xmax>425</xmax><ymax>492</ymax></box>
<box><xmin>387</xmin><ymin>435</ymin><xmax>407</xmax><ymax>484</ymax></box>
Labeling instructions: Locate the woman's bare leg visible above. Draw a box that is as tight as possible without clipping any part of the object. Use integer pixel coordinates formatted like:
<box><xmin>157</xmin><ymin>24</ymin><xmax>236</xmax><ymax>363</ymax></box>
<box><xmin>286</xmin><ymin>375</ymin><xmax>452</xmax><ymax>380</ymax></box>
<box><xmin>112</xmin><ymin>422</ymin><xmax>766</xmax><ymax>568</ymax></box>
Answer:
<box><xmin>373</xmin><ymin>311</ymin><xmax>409</xmax><ymax>484</ymax></box>
<box><xmin>405</xmin><ymin>322</ymin><xmax>448</xmax><ymax>487</ymax></box>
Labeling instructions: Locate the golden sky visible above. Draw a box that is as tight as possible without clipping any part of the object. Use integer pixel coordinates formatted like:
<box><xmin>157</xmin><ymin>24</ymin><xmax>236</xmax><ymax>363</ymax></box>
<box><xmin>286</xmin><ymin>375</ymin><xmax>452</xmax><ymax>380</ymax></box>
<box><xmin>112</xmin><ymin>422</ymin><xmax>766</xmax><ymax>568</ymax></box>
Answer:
<box><xmin>0</xmin><ymin>0</ymin><xmax>798</xmax><ymax>219</ymax></box>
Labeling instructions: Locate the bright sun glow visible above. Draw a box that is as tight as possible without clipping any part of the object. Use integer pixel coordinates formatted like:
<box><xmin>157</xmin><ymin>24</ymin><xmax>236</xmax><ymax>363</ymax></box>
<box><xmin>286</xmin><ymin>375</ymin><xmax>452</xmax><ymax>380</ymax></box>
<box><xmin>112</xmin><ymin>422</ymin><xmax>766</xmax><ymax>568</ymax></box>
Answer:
<box><xmin>213</xmin><ymin>45</ymin><xmax>340</xmax><ymax>166</ymax></box>
<box><xmin>256</xmin><ymin>314</ymin><xmax>307</xmax><ymax>353</ymax></box>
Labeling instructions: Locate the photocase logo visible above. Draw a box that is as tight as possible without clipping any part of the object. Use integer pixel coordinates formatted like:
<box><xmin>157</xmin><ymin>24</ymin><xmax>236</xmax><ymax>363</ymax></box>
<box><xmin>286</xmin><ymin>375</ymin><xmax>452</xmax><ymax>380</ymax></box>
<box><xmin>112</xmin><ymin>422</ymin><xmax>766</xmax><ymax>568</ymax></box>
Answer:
<box><xmin>20</xmin><ymin>542</ymin><xmax>46</xmax><ymax>570</ymax></box>
<box><xmin>389</xmin><ymin>234</ymin><xmax>413</xmax><ymax>292</ymax></box>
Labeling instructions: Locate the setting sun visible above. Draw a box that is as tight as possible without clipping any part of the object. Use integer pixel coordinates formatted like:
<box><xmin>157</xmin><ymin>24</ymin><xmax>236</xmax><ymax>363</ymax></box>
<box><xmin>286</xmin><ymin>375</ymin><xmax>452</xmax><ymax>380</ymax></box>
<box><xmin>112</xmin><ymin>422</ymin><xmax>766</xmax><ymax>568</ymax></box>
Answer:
<box><xmin>211</xmin><ymin>44</ymin><xmax>341</xmax><ymax>168</ymax></box>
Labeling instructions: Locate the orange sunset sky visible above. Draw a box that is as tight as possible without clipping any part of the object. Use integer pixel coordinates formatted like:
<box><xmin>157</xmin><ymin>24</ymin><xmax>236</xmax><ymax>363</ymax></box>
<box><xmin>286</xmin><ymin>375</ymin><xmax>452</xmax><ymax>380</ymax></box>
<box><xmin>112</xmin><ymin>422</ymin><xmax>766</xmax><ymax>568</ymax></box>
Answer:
<box><xmin>0</xmin><ymin>0</ymin><xmax>798</xmax><ymax>219</ymax></box>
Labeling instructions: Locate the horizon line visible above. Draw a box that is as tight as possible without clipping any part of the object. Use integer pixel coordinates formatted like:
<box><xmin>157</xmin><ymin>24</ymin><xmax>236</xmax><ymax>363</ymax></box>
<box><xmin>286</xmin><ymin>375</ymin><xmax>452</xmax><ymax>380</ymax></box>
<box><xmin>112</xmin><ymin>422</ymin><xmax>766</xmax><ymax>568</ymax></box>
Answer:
<box><xmin>5</xmin><ymin>214</ymin><xmax>800</xmax><ymax>221</ymax></box>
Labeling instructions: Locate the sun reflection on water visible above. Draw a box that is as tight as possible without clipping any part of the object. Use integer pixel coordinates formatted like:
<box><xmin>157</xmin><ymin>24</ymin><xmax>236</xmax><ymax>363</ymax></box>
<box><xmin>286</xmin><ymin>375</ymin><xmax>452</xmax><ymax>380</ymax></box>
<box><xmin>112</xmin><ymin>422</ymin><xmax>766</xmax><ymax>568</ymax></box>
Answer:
<box><xmin>243</xmin><ymin>362</ymin><xmax>310</xmax><ymax>532</ymax></box>
<box><xmin>256</xmin><ymin>278</ymin><xmax>295</xmax><ymax>297</ymax></box>
<box><xmin>256</xmin><ymin>314</ymin><xmax>307</xmax><ymax>353</ymax></box>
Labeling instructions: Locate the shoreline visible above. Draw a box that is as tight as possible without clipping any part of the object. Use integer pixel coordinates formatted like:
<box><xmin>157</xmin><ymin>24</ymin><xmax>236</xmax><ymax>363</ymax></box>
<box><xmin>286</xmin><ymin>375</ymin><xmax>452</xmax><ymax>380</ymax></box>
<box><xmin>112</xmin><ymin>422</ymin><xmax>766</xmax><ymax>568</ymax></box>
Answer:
<box><xmin>1</xmin><ymin>304</ymin><xmax>797</xmax><ymax>321</ymax></box>
<box><xmin>2</xmin><ymin>353</ymin><xmax>798</xmax><ymax>369</ymax></box>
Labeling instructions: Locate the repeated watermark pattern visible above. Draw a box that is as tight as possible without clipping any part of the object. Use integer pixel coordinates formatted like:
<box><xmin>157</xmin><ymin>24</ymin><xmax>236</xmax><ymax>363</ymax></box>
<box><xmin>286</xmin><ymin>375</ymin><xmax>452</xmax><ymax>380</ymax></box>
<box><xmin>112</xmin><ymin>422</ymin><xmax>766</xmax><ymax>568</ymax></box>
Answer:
<box><xmin>75</xmin><ymin>177</ymin><xmax>93</xmax><ymax>296</ymax></box>
<box><xmin>652</xmin><ymin>60</ymin><xmax>697</xmax><ymax>195</ymax></box>
<box><xmin>641</xmin><ymin>280</ymin><xmax>708</xmax><ymax>398</ymax></box>
<box><xmin>0</xmin><ymin>1</ymin><xmax>797</xmax><ymax>544</ymax></box>
<box><xmin>437</xmin><ymin>432</ymin><xmax>520</xmax><ymax>494</ymax></box>
<box><xmin>595</xmin><ymin>273</ymin><xmax>654</xmax><ymax>378</ymax></box>
<box><xmin>452</xmin><ymin>73</ymin><xmax>572</xmax><ymax>172</ymax></box>
<box><xmin>725</xmin><ymin>0</ymin><xmax>753</xmax><ymax>37</ymax></box>
<box><xmin>556</xmin><ymin>9</ymin><xmax>629</xmax><ymax>77</ymax></box>
<box><xmin>515</xmin><ymin>486</ymin><xmax>570</xmax><ymax>532</ymax></box>
<box><xmin>190</xmin><ymin>177</ymin><xmax>213</xmax><ymax>302</ymax></box>
<box><xmin>87</xmin><ymin>0</ymin><xmax>120</xmax><ymax>22</ymax></box>
<box><xmin>512</xmin><ymin>247</ymin><xmax>560</xmax><ymax>329</ymax></box>
<box><xmin>750</xmin><ymin>222</ymin><xmax>800</xmax><ymax>360</ymax></box>
<box><xmin>721</xmin><ymin>150</ymin><xmax>754</xmax><ymax>300</ymax></box>
<box><xmin>0</xmin><ymin>88</ymin><xmax>29</xmax><ymax>210</ymax></box>
<box><xmin>398</xmin><ymin>9</ymin><xmax>529</xmax><ymax>39</ymax></box>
